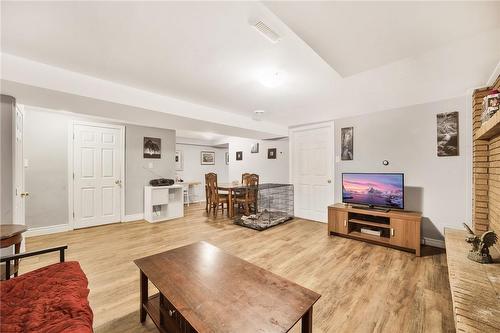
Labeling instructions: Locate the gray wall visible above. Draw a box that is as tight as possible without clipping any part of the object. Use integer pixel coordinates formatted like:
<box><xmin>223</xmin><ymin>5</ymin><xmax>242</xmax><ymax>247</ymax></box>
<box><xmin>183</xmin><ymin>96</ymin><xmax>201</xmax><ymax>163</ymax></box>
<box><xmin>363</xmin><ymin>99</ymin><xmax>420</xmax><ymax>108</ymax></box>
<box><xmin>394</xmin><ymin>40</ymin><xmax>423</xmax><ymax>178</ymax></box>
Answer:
<box><xmin>125</xmin><ymin>124</ymin><xmax>175</xmax><ymax>215</ymax></box>
<box><xmin>24</xmin><ymin>108</ymin><xmax>175</xmax><ymax>228</ymax></box>
<box><xmin>334</xmin><ymin>96</ymin><xmax>469</xmax><ymax>240</ymax></box>
<box><xmin>0</xmin><ymin>95</ymin><xmax>14</xmax><ymax>225</ymax></box>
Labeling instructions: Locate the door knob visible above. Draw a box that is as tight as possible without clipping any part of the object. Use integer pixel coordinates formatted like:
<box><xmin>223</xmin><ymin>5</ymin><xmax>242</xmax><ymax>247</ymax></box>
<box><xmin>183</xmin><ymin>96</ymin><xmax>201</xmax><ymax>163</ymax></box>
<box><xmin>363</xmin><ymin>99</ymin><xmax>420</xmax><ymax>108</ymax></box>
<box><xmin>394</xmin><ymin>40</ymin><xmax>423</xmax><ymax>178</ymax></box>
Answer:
<box><xmin>115</xmin><ymin>180</ymin><xmax>122</xmax><ymax>185</ymax></box>
<box><xmin>327</xmin><ymin>180</ymin><xmax>332</xmax><ymax>183</ymax></box>
<box><xmin>20</xmin><ymin>192</ymin><xmax>29</xmax><ymax>197</ymax></box>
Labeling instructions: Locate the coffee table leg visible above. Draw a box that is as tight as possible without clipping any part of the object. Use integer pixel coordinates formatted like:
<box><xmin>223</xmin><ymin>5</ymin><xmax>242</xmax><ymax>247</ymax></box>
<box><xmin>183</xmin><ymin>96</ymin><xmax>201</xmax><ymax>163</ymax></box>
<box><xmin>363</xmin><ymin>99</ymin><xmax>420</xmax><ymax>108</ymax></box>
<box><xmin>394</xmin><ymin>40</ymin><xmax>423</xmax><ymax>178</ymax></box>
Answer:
<box><xmin>140</xmin><ymin>271</ymin><xmax>148</xmax><ymax>323</ymax></box>
<box><xmin>301</xmin><ymin>306</ymin><xmax>313</xmax><ymax>333</ymax></box>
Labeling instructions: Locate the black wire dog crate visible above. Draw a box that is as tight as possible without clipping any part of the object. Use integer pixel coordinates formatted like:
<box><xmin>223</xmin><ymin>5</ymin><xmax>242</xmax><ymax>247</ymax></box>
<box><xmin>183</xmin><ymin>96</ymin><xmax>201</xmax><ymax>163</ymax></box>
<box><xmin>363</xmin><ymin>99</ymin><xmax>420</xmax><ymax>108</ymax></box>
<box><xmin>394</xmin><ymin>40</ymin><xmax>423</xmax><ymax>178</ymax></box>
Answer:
<box><xmin>235</xmin><ymin>183</ymin><xmax>294</xmax><ymax>231</ymax></box>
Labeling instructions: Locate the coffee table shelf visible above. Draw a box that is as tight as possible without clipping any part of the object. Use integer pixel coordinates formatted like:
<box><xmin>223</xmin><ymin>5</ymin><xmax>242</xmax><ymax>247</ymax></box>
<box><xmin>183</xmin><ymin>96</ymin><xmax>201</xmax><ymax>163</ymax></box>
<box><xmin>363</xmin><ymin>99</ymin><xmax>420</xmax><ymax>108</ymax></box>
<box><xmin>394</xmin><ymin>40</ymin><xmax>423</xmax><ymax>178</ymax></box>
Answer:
<box><xmin>142</xmin><ymin>294</ymin><xmax>166</xmax><ymax>333</ymax></box>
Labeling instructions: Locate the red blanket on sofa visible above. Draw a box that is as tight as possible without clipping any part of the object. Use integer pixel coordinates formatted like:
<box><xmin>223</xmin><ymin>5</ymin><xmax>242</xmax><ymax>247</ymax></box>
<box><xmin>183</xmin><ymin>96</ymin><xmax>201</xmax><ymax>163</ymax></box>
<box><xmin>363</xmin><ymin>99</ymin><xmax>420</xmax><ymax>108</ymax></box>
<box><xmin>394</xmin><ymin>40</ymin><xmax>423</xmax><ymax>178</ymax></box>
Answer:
<box><xmin>1</xmin><ymin>261</ymin><xmax>93</xmax><ymax>333</ymax></box>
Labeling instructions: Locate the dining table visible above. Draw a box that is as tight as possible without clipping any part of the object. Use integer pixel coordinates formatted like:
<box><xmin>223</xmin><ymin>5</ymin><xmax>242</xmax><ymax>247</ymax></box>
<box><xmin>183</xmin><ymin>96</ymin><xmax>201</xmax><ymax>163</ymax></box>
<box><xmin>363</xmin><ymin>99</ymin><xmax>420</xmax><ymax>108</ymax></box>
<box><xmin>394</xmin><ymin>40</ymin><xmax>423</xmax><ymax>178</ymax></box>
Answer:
<box><xmin>217</xmin><ymin>183</ymin><xmax>259</xmax><ymax>218</ymax></box>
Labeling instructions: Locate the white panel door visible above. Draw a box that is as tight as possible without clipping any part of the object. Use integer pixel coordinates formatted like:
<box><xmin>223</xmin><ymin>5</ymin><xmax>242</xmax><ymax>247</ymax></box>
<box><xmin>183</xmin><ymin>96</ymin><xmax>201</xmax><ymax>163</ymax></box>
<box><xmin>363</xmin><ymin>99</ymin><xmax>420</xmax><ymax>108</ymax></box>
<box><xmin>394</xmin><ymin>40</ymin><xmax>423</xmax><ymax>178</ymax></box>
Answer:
<box><xmin>13</xmin><ymin>104</ymin><xmax>25</xmax><ymax>226</ymax></box>
<box><xmin>73</xmin><ymin>124</ymin><xmax>122</xmax><ymax>228</ymax></box>
<box><xmin>291</xmin><ymin>123</ymin><xmax>334</xmax><ymax>222</ymax></box>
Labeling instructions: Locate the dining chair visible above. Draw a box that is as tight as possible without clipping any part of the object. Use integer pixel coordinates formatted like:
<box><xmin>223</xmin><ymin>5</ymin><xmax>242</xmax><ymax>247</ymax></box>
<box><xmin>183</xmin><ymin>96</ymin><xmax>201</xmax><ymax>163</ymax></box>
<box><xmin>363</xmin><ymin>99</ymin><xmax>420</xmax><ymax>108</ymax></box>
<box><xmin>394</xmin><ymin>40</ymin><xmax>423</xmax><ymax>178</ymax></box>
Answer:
<box><xmin>241</xmin><ymin>173</ymin><xmax>250</xmax><ymax>184</ymax></box>
<box><xmin>205</xmin><ymin>173</ymin><xmax>228</xmax><ymax>217</ymax></box>
<box><xmin>204</xmin><ymin>173</ymin><xmax>211</xmax><ymax>212</ymax></box>
<box><xmin>235</xmin><ymin>174</ymin><xmax>259</xmax><ymax>215</ymax></box>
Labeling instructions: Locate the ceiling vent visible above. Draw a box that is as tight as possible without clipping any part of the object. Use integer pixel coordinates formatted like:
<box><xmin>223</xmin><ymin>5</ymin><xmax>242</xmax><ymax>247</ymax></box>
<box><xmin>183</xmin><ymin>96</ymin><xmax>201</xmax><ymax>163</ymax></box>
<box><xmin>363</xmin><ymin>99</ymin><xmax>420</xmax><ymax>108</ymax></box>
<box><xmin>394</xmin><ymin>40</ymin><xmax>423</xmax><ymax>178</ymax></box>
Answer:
<box><xmin>252</xmin><ymin>21</ymin><xmax>281</xmax><ymax>44</ymax></box>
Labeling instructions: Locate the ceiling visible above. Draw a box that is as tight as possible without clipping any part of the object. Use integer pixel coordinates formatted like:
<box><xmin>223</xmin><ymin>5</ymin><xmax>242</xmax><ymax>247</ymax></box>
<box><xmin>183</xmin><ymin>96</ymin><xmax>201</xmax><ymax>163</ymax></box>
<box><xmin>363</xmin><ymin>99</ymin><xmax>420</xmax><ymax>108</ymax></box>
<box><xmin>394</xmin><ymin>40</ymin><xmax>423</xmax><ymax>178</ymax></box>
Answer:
<box><xmin>265</xmin><ymin>1</ymin><xmax>500</xmax><ymax>77</ymax></box>
<box><xmin>1</xmin><ymin>1</ymin><xmax>499</xmax><ymax>132</ymax></box>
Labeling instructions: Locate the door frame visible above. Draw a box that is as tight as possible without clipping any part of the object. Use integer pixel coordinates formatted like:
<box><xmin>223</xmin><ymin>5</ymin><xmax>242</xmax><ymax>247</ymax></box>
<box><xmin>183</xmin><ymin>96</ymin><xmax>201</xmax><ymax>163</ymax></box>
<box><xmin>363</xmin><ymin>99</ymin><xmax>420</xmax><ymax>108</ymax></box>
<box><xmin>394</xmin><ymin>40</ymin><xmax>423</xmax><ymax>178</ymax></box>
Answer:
<box><xmin>12</xmin><ymin>103</ymin><xmax>25</xmax><ymax>226</ymax></box>
<box><xmin>289</xmin><ymin>121</ymin><xmax>335</xmax><ymax>222</ymax></box>
<box><xmin>68</xmin><ymin>121</ymin><xmax>125</xmax><ymax>229</ymax></box>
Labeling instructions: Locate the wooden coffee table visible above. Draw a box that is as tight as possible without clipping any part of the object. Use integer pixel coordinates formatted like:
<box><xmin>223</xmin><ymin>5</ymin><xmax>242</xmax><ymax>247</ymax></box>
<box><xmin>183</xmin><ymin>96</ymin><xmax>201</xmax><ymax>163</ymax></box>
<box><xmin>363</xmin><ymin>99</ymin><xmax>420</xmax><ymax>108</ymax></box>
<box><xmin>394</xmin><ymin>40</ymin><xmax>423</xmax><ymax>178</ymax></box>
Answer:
<box><xmin>134</xmin><ymin>241</ymin><xmax>320</xmax><ymax>333</ymax></box>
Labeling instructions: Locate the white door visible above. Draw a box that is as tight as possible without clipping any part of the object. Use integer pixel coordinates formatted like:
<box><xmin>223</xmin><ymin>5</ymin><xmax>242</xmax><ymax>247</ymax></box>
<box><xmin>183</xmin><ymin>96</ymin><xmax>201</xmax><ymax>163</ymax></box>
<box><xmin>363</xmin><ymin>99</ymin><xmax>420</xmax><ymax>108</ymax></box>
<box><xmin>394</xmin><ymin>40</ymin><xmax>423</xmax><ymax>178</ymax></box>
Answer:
<box><xmin>13</xmin><ymin>104</ymin><xmax>25</xmax><ymax>226</ymax></box>
<box><xmin>290</xmin><ymin>122</ymin><xmax>334</xmax><ymax>222</ymax></box>
<box><xmin>73</xmin><ymin>124</ymin><xmax>123</xmax><ymax>228</ymax></box>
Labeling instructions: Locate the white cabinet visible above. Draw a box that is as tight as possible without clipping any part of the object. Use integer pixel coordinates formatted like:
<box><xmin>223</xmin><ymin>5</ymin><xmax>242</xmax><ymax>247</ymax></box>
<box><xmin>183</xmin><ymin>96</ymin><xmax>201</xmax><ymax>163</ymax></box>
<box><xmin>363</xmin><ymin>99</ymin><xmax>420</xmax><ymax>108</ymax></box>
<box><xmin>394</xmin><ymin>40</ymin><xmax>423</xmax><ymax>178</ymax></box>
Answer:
<box><xmin>144</xmin><ymin>185</ymin><xmax>184</xmax><ymax>223</ymax></box>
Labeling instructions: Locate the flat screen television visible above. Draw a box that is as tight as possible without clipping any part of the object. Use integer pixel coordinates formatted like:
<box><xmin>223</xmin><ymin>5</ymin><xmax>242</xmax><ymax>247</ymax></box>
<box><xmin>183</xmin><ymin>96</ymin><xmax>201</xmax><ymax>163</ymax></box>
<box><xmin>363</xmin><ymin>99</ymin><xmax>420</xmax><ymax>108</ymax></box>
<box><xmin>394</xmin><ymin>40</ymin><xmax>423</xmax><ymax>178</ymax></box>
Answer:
<box><xmin>342</xmin><ymin>173</ymin><xmax>404</xmax><ymax>209</ymax></box>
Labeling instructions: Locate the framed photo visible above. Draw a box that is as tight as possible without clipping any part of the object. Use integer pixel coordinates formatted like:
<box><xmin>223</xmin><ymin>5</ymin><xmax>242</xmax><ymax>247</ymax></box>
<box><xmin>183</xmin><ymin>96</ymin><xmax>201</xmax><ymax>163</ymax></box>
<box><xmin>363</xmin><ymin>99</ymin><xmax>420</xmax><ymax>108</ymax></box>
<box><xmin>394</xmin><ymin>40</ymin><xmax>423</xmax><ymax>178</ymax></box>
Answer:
<box><xmin>251</xmin><ymin>143</ymin><xmax>259</xmax><ymax>153</ymax></box>
<box><xmin>175</xmin><ymin>150</ymin><xmax>183</xmax><ymax>171</ymax></box>
<box><xmin>144</xmin><ymin>137</ymin><xmax>161</xmax><ymax>159</ymax></box>
<box><xmin>201</xmin><ymin>151</ymin><xmax>215</xmax><ymax>165</ymax></box>
<box><xmin>267</xmin><ymin>148</ymin><xmax>277</xmax><ymax>159</ymax></box>
<box><xmin>341</xmin><ymin>127</ymin><xmax>353</xmax><ymax>161</ymax></box>
<box><xmin>437</xmin><ymin>111</ymin><xmax>459</xmax><ymax>156</ymax></box>
<box><xmin>225</xmin><ymin>152</ymin><xmax>229</xmax><ymax>165</ymax></box>
<box><xmin>236</xmin><ymin>151</ymin><xmax>243</xmax><ymax>161</ymax></box>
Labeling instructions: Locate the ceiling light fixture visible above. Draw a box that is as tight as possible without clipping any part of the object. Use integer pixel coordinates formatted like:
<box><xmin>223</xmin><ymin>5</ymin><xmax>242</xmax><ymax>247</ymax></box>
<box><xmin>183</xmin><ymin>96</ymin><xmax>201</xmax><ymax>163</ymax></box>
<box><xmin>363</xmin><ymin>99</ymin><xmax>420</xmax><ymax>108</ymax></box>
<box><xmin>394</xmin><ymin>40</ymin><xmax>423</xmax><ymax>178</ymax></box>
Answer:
<box><xmin>259</xmin><ymin>71</ymin><xmax>283</xmax><ymax>88</ymax></box>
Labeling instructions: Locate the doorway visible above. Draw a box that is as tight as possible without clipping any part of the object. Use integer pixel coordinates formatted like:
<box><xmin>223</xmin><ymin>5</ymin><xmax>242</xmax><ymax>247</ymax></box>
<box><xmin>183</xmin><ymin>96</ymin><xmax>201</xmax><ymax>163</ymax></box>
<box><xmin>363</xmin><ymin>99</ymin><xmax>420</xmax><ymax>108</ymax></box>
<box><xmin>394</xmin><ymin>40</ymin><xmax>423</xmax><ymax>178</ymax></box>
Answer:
<box><xmin>290</xmin><ymin>122</ymin><xmax>334</xmax><ymax>222</ymax></box>
<box><xmin>71</xmin><ymin>122</ymin><xmax>125</xmax><ymax>229</ymax></box>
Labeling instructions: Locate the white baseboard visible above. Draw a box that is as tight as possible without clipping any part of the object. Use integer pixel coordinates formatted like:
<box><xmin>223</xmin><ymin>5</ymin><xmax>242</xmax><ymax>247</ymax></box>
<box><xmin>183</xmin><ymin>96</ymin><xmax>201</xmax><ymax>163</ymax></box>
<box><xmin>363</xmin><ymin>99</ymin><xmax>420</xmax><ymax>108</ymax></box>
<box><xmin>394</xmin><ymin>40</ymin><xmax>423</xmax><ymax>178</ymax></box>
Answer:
<box><xmin>422</xmin><ymin>237</ymin><xmax>445</xmax><ymax>249</ymax></box>
<box><xmin>122</xmin><ymin>213</ymin><xmax>144</xmax><ymax>222</ymax></box>
<box><xmin>25</xmin><ymin>224</ymin><xmax>73</xmax><ymax>238</ymax></box>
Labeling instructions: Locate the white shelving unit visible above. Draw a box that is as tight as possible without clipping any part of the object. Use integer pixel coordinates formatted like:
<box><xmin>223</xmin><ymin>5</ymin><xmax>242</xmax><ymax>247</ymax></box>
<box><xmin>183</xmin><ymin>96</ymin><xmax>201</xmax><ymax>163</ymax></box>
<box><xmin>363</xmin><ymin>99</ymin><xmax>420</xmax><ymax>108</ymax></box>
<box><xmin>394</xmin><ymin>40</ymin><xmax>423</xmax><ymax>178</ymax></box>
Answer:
<box><xmin>144</xmin><ymin>185</ymin><xmax>184</xmax><ymax>223</ymax></box>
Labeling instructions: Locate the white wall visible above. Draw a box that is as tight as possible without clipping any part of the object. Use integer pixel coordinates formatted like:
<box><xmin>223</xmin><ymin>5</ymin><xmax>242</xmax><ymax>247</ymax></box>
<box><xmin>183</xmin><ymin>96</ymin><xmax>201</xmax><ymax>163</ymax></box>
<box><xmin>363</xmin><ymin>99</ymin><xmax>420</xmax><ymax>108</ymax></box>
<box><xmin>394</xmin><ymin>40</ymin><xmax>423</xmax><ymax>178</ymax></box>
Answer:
<box><xmin>228</xmin><ymin>138</ymin><xmax>289</xmax><ymax>184</ymax></box>
<box><xmin>334</xmin><ymin>96</ymin><xmax>470</xmax><ymax>240</ymax></box>
<box><xmin>175</xmin><ymin>143</ymin><xmax>228</xmax><ymax>202</ymax></box>
<box><xmin>23</xmin><ymin>107</ymin><xmax>176</xmax><ymax>228</ymax></box>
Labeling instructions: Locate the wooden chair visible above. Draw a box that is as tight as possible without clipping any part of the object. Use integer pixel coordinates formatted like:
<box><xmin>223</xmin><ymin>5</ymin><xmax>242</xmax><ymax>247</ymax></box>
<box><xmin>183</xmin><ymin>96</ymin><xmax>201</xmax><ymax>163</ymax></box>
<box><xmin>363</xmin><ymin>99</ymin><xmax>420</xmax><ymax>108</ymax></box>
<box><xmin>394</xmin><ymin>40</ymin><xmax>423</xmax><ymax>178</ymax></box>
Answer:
<box><xmin>241</xmin><ymin>173</ymin><xmax>250</xmax><ymax>184</ymax></box>
<box><xmin>204</xmin><ymin>174</ymin><xmax>210</xmax><ymax>212</ymax></box>
<box><xmin>235</xmin><ymin>174</ymin><xmax>259</xmax><ymax>215</ymax></box>
<box><xmin>205</xmin><ymin>173</ymin><xmax>228</xmax><ymax>217</ymax></box>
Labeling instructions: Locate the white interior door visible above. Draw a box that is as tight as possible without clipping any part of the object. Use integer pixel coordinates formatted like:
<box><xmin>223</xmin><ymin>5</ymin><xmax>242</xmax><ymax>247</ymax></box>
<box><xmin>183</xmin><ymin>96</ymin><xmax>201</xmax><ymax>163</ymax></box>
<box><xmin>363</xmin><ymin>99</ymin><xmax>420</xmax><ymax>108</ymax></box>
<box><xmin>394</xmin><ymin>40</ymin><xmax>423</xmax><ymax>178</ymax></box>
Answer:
<box><xmin>13</xmin><ymin>104</ymin><xmax>25</xmax><ymax>226</ymax></box>
<box><xmin>291</xmin><ymin>123</ymin><xmax>334</xmax><ymax>222</ymax></box>
<box><xmin>73</xmin><ymin>124</ymin><xmax>123</xmax><ymax>229</ymax></box>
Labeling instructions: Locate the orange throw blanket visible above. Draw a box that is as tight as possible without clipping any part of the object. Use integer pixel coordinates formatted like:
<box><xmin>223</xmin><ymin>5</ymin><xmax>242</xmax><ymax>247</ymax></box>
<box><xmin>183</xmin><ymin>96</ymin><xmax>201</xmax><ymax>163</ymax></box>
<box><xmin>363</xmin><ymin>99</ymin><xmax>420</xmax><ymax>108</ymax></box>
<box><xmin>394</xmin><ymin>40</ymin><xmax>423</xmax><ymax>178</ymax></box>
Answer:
<box><xmin>1</xmin><ymin>261</ymin><xmax>93</xmax><ymax>333</ymax></box>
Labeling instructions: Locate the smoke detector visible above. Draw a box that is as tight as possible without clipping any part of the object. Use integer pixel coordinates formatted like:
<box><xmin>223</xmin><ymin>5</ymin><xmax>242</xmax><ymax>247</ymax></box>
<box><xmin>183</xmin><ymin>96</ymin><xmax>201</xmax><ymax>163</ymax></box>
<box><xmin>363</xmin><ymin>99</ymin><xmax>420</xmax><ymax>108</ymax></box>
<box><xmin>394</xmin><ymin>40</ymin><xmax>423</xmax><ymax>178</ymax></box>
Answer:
<box><xmin>252</xmin><ymin>21</ymin><xmax>281</xmax><ymax>43</ymax></box>
<box><xmin>253</xmin><ymin>110</ymin><xmax>265</xmax><ymax>121</ymax></box>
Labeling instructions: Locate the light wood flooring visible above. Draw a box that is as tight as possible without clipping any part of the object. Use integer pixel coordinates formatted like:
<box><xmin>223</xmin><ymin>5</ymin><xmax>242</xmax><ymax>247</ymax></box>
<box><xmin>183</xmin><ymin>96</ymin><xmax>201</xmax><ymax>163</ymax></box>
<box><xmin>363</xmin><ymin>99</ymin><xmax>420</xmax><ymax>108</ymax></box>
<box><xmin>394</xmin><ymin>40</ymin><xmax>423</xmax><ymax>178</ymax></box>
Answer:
<box><xmin>21</xmin><ymin>205</ymin><xmax>454</xmax><ymax>333</ymax></box>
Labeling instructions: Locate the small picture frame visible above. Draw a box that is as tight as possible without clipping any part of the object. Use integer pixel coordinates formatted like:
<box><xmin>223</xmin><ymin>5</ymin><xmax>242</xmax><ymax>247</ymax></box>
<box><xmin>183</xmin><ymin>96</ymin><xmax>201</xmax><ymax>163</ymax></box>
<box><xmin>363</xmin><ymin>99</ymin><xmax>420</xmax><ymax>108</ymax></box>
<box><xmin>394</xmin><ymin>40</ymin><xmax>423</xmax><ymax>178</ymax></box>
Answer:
<box><xmin>144</xmin><ymin>137</ymin><xmax>161</xmax><ymax>159</ymax></box>
<box><xmin>225</xmin><ymin>152</ymin><xmax>229</xmax><ymax>165</ymax></box>
<box><xmin>236</xmin><ymin>151</ymin><xmax>243</xmax><ymax>161</ymax></box>
<box><xmin>251</xmin><ymin>143</ymin><xmax>259</xmax><ymax>153</ymax></box>
<box><xmin>200</xmin><ymin>151</ymin><xmax>215</xmax><ymax>165</ymax></box>
<box><xmin>175</xmin><ymin>150</ymin><xmax>183</xmax><ymax>171</ymax></box>
<box><xmin>267</xmin><ymin>148</ymin><xmax>277</xmax><ymax>159</ymax></box>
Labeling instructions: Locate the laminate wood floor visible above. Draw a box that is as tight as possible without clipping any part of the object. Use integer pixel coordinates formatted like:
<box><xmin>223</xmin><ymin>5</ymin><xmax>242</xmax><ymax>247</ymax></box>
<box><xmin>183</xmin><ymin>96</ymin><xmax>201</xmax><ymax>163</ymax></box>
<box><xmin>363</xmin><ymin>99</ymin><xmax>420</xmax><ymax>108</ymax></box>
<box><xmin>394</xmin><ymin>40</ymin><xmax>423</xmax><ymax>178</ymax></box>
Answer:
<box><xmin>21</xmin><ymin>205</ymin><xmax>454</xmax><ymax>333</ymax></box>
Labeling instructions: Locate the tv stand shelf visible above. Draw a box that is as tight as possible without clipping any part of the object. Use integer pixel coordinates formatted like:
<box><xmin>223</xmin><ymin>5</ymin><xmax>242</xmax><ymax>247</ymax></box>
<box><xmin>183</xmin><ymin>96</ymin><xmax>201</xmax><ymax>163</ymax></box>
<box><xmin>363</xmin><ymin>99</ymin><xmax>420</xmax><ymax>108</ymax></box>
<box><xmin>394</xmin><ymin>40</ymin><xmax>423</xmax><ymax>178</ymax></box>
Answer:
<box><xmin>328</xmin><ymin>203</ymin><xmax>422</xmax><ymax>256</ymax></box>
<box><xmin>348</xmin><ymin>219</ymin><xmax>391</xmax><ymax>229</ymax></box>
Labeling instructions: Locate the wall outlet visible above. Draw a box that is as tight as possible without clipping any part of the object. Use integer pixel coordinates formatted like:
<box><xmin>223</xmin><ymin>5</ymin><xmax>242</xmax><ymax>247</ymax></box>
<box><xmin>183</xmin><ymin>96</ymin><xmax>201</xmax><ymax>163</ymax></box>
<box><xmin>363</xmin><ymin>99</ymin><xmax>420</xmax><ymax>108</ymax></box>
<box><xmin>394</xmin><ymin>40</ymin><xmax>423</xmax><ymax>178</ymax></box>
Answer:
<box><xmin>148</xmin><ymin>162</ymin><xmax>153</xmax><ymax>169</ymax></box>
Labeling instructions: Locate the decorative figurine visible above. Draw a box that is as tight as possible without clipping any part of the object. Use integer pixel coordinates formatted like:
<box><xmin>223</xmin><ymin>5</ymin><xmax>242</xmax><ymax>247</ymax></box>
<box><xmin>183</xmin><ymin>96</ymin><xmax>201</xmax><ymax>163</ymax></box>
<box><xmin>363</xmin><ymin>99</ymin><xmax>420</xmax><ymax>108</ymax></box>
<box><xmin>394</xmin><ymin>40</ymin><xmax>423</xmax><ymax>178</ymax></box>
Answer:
<box><xmin>463</xmin><ymin>223</ymin><xmax>498</xmax><ymax>264</ymax></box>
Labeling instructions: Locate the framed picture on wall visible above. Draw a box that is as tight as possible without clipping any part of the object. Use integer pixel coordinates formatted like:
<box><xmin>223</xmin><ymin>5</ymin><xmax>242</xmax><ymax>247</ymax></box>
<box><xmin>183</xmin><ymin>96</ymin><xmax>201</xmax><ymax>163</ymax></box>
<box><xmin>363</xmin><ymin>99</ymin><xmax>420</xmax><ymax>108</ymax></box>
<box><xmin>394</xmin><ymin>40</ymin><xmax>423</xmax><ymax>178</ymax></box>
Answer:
<box><xmin>340</xmin><ymin>127</ymin><xmax>353</xmax><ymax>161</ymax></box>
<box><xmin>144</xmin><ymin>137</ymin><xmax>161</xmax><ymax>159</ymax></box>
<box><xmin>201</xmin><ymin>151</ymin><xmax>215</xmax><ymax>165</ymax></box>
<box><xmin>268</xmin><ymin>148</ymin><xmax>277</xmax><ymax>159</ymax></box>
<box><xmin>175</xmin><ymin>150</ymin><xmax>183</xmax><ymax>171</ymax></box>
<box><xmin>437</xmin><ymin>111</ymin><xmax>459</xmax><ymax>156</ymax></box>
<box><xmin>251</xmin><ymin>143</ymin><xmax>259</xmax><ymax>153</ymax></box>
<box><xmin>236</xmin><ymin>151</ymin><xmax>243</xmax><ymax>161</ymax></box>
<box><xmin>225</xmin><ymin>152</ymin><xmax>229</xmax><ymax>165</ymax></box>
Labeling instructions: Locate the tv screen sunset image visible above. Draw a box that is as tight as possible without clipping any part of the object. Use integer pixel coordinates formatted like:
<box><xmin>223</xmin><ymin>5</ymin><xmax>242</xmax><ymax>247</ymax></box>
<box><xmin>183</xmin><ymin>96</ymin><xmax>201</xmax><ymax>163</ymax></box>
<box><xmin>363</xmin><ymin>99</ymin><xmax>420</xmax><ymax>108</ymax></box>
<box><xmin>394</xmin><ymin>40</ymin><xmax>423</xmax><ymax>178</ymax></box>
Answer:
<box><xmin>342</xmin><ymin>173</ymin><xmax>404</xmax><ymax>209</ymax></box>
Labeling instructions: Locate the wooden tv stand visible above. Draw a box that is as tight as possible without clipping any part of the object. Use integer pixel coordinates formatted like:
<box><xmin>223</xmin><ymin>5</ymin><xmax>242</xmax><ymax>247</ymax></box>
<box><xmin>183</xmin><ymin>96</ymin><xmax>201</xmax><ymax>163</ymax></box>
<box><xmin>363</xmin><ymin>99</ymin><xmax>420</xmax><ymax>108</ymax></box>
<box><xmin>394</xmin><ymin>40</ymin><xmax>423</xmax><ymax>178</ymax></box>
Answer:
<box><xmin>328</xmin><ymin>204</ymin><xmax>421</xmax><ymax>256</ymax></box>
